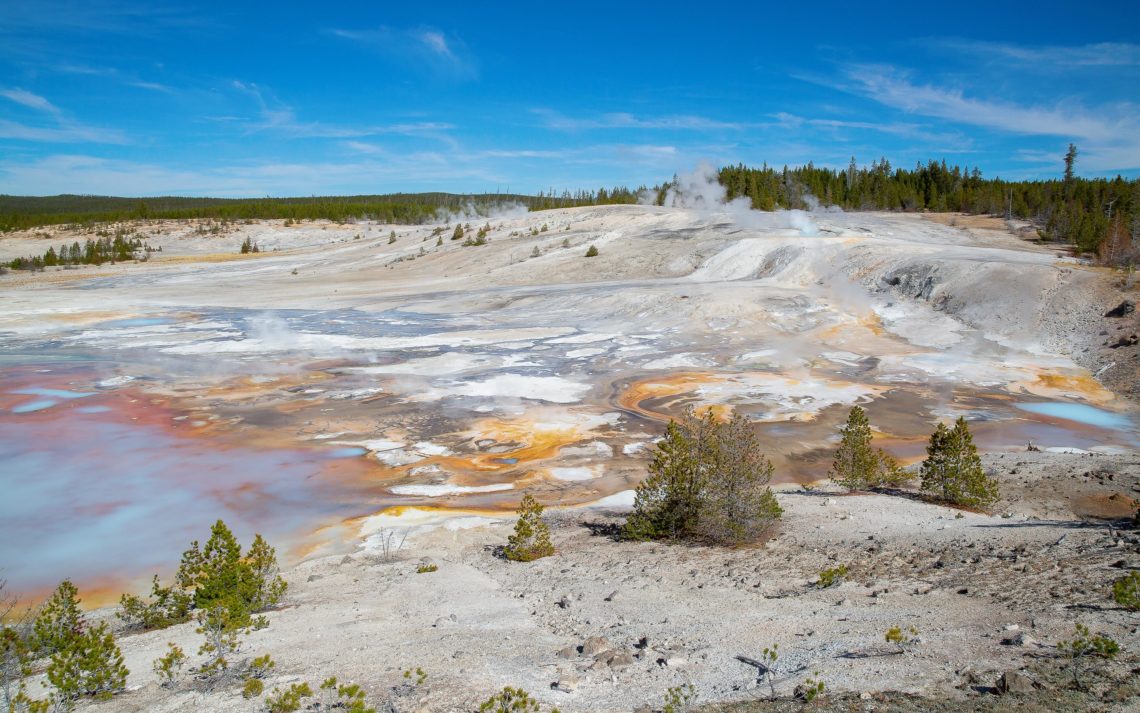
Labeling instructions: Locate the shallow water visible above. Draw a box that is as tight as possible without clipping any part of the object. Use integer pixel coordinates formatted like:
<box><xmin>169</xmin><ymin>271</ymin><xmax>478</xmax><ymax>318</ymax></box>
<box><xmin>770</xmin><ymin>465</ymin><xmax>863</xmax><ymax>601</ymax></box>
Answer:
<box><xmin>1015</xmin><ymin>402</ymin><xmax>1133</xmax><ymax>430</ymax></box>
<box><xmin>2</xmin><ymin>298</ymin><xmax>1138</xmax><ymax>602</ymax></box>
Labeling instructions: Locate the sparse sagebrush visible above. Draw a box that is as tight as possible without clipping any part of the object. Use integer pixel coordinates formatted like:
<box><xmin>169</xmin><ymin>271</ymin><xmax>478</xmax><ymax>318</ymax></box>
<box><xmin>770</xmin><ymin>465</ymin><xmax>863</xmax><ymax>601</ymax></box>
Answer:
<box><xmin>817</xmin><ymin>564</ymin><xmax>848</xmax><ymax>588</ymax></box>
<box><xmin>415</xmin><ymin>563</ymin><xmax>438</xmax><ymax>574</ymax></box>
<box><xmin>1112</xmin><ymin>570</ymin><xmax>1139</xmax><ymax>611</ymax></box>
<box><xmin>584</xmin><ymin>245</ymin><xmax>599</xmax><ymax>257</ymax></box>
<box><xmin>504</xmin><ymin>494</ymin><xmax>555</xmax><ymax>562</ymax></box>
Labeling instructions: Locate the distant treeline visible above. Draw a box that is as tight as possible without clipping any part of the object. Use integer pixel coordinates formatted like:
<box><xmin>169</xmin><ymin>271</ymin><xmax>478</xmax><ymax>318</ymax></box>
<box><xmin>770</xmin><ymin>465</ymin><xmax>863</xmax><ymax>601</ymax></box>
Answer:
<box><xmin>716</xmin><ymin>154</ymin><xmax>1139</xmax><ymax>261</ymax></box>
<box><xmin>0</xmin><ymin>190</ymin><xmax>640</xmax><ymax>232</ymax></box>
<box><xmin>3</xmin><ymin>151</ymin><xmax>1137</xmax><ymax>269</ymax></box>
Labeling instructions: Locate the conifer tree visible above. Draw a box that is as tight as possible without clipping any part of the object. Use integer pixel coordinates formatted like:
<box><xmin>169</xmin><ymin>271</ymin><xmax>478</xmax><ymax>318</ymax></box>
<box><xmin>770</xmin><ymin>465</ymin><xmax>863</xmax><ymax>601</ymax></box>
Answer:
<box><xmin>829</xmin><ymin>406</ymin><xmax>877</xmax><ymax>489</ymax></box>
<box><xmin>919</xmin><ymin>417</ymin><xmax>999</xmax><ymax>508</ymax></box>
<box><xmin>32</xmin><ymin>580</ymin><xmax>83</xmax><ymax>657</ymax></box>
<box><xmin>624</xmin><ymin>407</ymin><xmax>781</xmax><ymax>544</ymax></box>
<box><xmin>245</xmin><ymin>534</ymin><xmax>287</xmax><ymax>612</ymax></box>
<box><xmin>830</xmin><ymin>406</ymin><xmax>910</xmax><ymax>489</ymax></box>
<box><xmin>46</xmin><ymin>622</ymin><xmax>128</xmax><ymax>701</ymax></box>
<box><xmin>697</xmin><ymin>412</ymin><xmax>782</xmax><ymax>544</ymax></box>
<box><xmin>504</xmin><ymin>494</ymin><xmax>555</xmax><ymax>562</ymax></box>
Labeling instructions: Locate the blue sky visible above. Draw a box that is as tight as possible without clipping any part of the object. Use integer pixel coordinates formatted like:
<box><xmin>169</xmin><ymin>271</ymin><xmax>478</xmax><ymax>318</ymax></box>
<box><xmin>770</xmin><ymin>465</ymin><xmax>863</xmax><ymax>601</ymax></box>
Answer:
<box><xmin>1</xmin><ymin>1</ymin><xmax>1138</xmax><ymax>197</ymax></box>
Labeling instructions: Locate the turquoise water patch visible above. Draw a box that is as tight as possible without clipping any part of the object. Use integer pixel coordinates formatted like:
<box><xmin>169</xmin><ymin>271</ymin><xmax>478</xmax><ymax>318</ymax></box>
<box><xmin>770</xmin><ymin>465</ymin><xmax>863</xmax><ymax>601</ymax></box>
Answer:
<box><xmin>13</xmin><ymin>400</ymin><xmax>57</xmax><ymax>413</ymax></box>
<box><xmin>11</xmin><ymin>388</ymin><xmax>96</xmax><ymax>399</ymax></box>
<box><xmin>100</xmin><ymin>317</ymin><xmax>175</xmax><ymax>328</ymax></box>
<box><xmin>1016</xmin><ymin>402</ymin><xmax>1133</xmax><ymax>430</ymax></box>
<box><xmin>325</xmin><ymin>446</ymin><xmax>367</xmax><ymax>458</ymax></box>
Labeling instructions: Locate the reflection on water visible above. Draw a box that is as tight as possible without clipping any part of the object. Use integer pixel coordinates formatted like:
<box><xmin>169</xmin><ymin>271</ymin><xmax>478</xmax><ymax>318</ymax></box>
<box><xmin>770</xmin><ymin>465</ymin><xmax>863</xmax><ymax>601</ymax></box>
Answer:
<box><xmin>2</xmin><ymin>302</ymin><xmax>1139</xmax><ymax>604</ymax></box>
<box><xmin>0</xmin><ymin>381</ymin><xmax>378</xmax><ymax>600</ymax></box>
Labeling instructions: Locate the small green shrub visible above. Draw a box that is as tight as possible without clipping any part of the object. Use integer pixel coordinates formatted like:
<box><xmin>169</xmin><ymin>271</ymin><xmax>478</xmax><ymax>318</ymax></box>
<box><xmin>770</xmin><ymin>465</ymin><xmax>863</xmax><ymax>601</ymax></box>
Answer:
<box><xmin>759</xmin><ymin>644</ymin><xmax>778</xmax><ymax>697</ymax></box>
<box><xmin>662</xmin><ymin>683</ymin><xmax>697</xmax><ymax>713</ymax></box>
<box><xmin>817</xmin><ymin>564</ymin><xmax>848</xmax><ymax>588</ymax></box>
<box><xmin>504</xmin><ymin>494</ymin><xmax>555</xmax><ymax>562</ymax></box>
<box><xmin>584</xmin><ymin>245</ymin><xmax>599</xmax><ymax>257</ymax></box>
<box><xmin>266</xmin><ymin>682</ymin><xmax>313</xmax><ymax>713</ymax></box>
<box><xmin>247</xmin><ymin>653</ymin><xmax>275</xmax><ymax>679</ymax></box>
<box><xmin>243</xmin><ymin>678</ymin><xmax>265</xmax><ymax>699</ymax></box>
<box><xmin>796</xmin><ymin>673</ymin><xmax>825</xmax><ymax>702</ymax></box>
<box><xmin>403</xmin><ymin>667</ymin><xmax>427</xmax><ymax>686</ymax></box>
<box><xmin>118</xmin><ymin>575</ymin><xmax>192</xmax><ymax>631</ymax></box>
<box><xmin>1112</xmin><ymin>571</ymin><xmax>1139</xmax><ymax>611</ymax></box>
<box><xmin>1059</xmin><ymin>622</ymin><xmax>1119</xmax><ymax>688</ymax></box>
<box><xmin>416</xmin><ymin>563</ymin><xmax>438</xmax><ymax>574</ymax></box>
<box><xmin>152</xmin><ymin>642</ymin><xmax>186</xmax><ymax>689</ymax></box>
<box><xmin>885</xmin><ymin>625</ymin><xmax>919</xmax><ymax>648</ymax></box>
<box><xmin>478</xmin><ymin>686</ymin><xmax>542</xmax><ymax>713</ymax></box>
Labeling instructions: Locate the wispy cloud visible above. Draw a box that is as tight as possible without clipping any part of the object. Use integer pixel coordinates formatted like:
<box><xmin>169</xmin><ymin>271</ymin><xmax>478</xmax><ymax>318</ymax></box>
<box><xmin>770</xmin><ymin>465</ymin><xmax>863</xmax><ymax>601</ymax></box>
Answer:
<box><xmin>771</xmin><ymin>112</ymin><xmax>972</xmax><ymax>149</ymax></box>
<box><xmin>229</xmin><ymin>80</ymin><xmax>455</xmax><ymax>142</ymax></box>
<box><xmin>0</xmin><ymin>119</ymin><xmax>126</xmax><ymax>144</ymax></box>
<box><xmin>0</xmin><ymin>87</ymin><xmax>125</xmax><ymax>144</ymax></box>
<box><xmin>535</xmin><ymin>109</ymin><xmax>752</xmax><ymax>131</ymax></box>
<box><xmin>836</xmin><ymin>64</ymin><xmax>1140</xmax><ymax>171</ymax></box>
<box><xmin>330</xmin><ymin>26</ymin><xmax>477</xmax><ymax>80</ymax></box>
<box><xmin>933</xmin><ymin>39</ymin><xmax>1140</xmax><ymax>68</ymax></box>
<box><xmin>1</xmin><ymin>88</ymin><xmax>61</xmax><ymax>115</ymax></box>
<box><xmin>843</xmin><ymin>64</ymin><xmax>1135</xmax><ymax>141</ymax></box>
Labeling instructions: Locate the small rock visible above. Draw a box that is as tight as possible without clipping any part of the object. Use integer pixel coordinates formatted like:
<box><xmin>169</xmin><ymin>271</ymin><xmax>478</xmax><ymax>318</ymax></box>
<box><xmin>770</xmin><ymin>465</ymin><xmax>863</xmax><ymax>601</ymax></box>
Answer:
<box><xmin>581</xmin><ymin>636</ymin><xmax>611</xmax><ymax>656</ymax></box>
<box><xmin>1001</xmin><ymin>632</ymin><xmax>1038</xmax><ymax>648</ymax></box>
<box><xmin>996</xmin><ymin>671</ymin><xmax>1038</xmax><ymax>695</ymax></box>
<box><xmin>553</xmin><ymin>675</ymin><xmax>579</xmax><ymax>692</ymax></box>
<box><xmin>1105</xmin><ymin>300</ymin><xmax>1135</xmax><ymax>318</ymax></box>
<box><xmin>604</xmin><ymin>590</ymin><xmax>619</xmax><ymax>602</ymax></box>
<box><xmin>556</xmin><ymin>596</ymin><xmax>572</xmax><ymax>610</ymax></box>
<box><xmin>608</xmin><ymin>651</ymin><xmax>635</xmax><ymax>668</ymax></box>
<box><xmin>306</xmin><ymin>574</ymin><xmax>323</xmax><ymax>583</ymax></box>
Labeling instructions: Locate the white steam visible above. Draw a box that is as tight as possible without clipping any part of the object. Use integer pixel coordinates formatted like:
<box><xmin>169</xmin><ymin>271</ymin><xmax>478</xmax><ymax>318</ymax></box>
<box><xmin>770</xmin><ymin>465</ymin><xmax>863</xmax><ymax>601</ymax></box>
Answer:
<box><xmin>437</xmin><ymin>201</ymin><xmax>530</xmax><ymax>225</ymax></box>
<box><xmin>663</xmin><ymin>162</ymin><xmax>822</xmax><ymax>236</ymax></box>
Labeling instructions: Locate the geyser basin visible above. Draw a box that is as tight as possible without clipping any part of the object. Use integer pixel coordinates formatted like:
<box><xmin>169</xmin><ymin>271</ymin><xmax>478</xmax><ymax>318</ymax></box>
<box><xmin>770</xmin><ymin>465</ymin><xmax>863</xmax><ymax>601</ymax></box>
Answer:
<box><xmin>2</xmin><ymin>206</ymin><xmax>1138</xmax><ymax>602</ymax></box>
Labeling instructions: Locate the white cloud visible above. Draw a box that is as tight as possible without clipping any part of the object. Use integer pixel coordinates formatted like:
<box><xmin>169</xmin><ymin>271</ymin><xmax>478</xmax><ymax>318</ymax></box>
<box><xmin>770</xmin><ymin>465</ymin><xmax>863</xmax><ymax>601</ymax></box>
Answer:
<box><xmin>330</xmin><ymin>26</ymin><xmax>477</xmax><ymax>80</ymax></box>
<box><xmin>1</xmin><ymin>88</ymin><xmax>60</xmax><ymax>115</ymax></box>
<box><xmin>0</xmin><ymin>119</ymin><xmax>126</xmax><ymax>143</ymax></box>
<box><xmin>228</xmin><ymin>80</ymin><xmax>455</xmax><ymax>141</ymax></box>
<box><xmin>839</xmin><ymin>64</ymin><xmax>1140</xmax><ymax>171</ymax></box>
<box><xmin>935</xmin><ymin>39</ymin><xmax>1140</xmax><ymax>67</ymax></box>
<box><xmin>535</xmin><ymin>109</ymin><xmax>752</xmax><ymax>131</ymax></box>
<box><xmin>844</xmin><ymin>64</ymin><xmax>1135</xmax><ymax>142</ymax></box>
